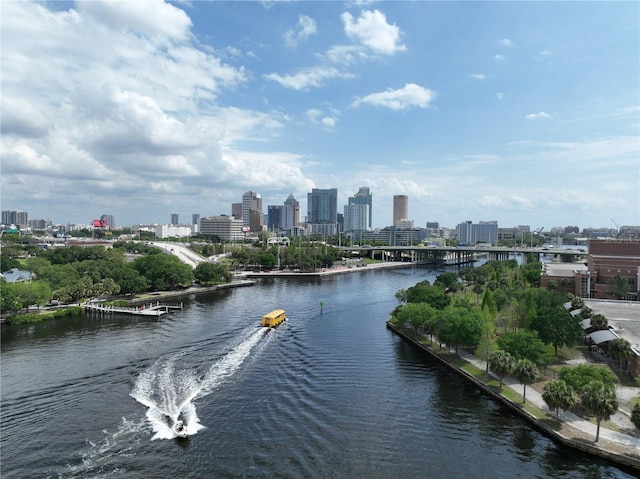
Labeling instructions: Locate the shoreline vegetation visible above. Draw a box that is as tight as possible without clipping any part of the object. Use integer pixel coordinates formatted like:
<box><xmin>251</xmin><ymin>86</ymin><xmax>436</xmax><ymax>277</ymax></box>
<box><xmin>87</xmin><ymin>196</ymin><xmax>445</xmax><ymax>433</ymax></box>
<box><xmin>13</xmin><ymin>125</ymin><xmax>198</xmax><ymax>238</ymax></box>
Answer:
<box><xmin>386</xmin><ymin>321</ymin><xmax>640</xmax><ymax>472</ymax></box>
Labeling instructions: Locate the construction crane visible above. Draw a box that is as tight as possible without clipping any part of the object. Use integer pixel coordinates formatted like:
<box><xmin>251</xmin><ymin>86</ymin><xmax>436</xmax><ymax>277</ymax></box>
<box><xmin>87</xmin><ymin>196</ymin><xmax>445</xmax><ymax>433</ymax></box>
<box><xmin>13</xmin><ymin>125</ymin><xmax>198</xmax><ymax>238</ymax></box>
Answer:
<box><xmin>611</xmin><ymin>218</ymin><xmax>620</xmax><ymax>230</ymax></box>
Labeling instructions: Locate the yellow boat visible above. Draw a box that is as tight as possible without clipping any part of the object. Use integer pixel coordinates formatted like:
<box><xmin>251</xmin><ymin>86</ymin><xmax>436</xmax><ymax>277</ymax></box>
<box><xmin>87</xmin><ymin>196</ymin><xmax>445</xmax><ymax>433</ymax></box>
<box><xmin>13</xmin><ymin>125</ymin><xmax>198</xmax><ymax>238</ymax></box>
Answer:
<box><xmin>261</xmin><ymin>309</ymin><xmax>286</xmax><ymax>328</ymax></box>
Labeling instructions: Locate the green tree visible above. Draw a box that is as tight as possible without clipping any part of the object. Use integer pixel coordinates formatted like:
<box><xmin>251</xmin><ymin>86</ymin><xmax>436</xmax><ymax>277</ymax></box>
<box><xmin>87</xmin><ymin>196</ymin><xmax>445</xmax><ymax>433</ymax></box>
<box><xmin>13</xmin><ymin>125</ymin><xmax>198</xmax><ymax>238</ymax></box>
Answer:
<box><xmin>496</xmin><ymin>329</ymin><xmax>551</xmax><ymax>367</ymax></box>
<box><xmin>580</xmin><ymin>381</ymin><xmax>618</xmax><ymax>442</ymax></box>
<box><xmin>0</xmin><ymin>281</ymin><xmax>21</xmax><ymax>313</ymax></box>
<box><xmin>405</xmin><ymin>281</ymin><xmax>451</xmax><ymax>310</ymax></box>
<box><xmin>12</xmin><ymin>281</ymin><xmax>51</xmax><ymax>311</ymax></box>
<box><xmin>589</xmin><ymin>314</ymin><xmax>608</xmax><ymax>331</ymax></box>
<box><xmin>488</xmin><ymin>350</ymin><xmax>515</xmax><ymax>388</ymax></box>
<box><xmin>434</xmin><ymin>272</ymin><xmax>460</xmax><ymax>292</ymax></box>
<box><xmin>0</xmin><ymin>256</ymin><xmax>21</xmax><ymax>272</ymax></box>
<box><xmin>133</xmin><ymin>254</ymin><xmax>194</xmax><ymax>290</ymax></box>
<box><xmin>542</xmin><ymin>380</ymin><xmax>576</xmax><ymax>419</ymax></box>
<box><xmin>530</xmin><ymin>301</ymin><xmax>582</xmax><ymax>356</ymax></box>
<box><xmin>396</xmin><ymin>302</ymin><xmax>437</xmax><ymax>337</ymax></box>
<box><xmin>558</xmin><ymin>364</ymin><xmax>617</xmax><ymax>392</ymax></box>
<box><xmin>513</xmin><ymin>359</ymin><xmax>538</xmax><ymax>403</ymax></box>
<box><xmin>435</xmin><ymin>305</ymin><xmax>483</xmax><ymax>355</ymax></box>
<box><xmin>607</xmin><ymin>274</ymin><xmax>630</xmax><ymax>300</ymax></box>
<box><xmin>608</xmin><ymin>338</ymin><xmax>634</xmax><ymax>376</ymax></box>
<box><xmin>194</xmin><ymin>262</ymin><xmax>232</xmax><ymax>285</ymax></box>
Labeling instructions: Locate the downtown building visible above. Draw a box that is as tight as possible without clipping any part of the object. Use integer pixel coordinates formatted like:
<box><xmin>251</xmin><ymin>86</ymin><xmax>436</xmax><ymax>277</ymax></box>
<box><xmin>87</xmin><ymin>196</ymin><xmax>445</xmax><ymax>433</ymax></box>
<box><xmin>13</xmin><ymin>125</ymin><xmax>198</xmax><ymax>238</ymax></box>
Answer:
<box><xmin>200</xmin><ymin>215</ymin><xmax>244</xmax><ymax>241</ymax></box>
<box><xmin>242</xmin><ymin>191</ymin><xmax>263</xmax><ymax>233</ymax></box>
<box><xmin>456</xmin><ymin>220</ymin><xmax>498</xmax><ymax>245</ymax></box>
<box><xmin>307</xmin><ymin>188</ymin><xmax>337</xmax><ymax>235</ymax></box>
<box><xmin>267</xmin><ymin>193</ymin><xmax>301</xmax><ymax>234</ymax></box>
<box><xmin>2</xmin><ymin>210</ymin><xmax>28</xmax><ymax>228</ymax></box>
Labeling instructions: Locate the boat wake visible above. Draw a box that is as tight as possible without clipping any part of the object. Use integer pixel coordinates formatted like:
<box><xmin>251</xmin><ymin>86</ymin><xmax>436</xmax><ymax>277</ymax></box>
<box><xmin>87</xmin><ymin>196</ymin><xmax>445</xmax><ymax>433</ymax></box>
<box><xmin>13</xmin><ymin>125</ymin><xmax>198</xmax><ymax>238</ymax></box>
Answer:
<box><xmin>130</xmin><ymin>328</ymin><xmax>268</xmax><ymax>440</ymax></box>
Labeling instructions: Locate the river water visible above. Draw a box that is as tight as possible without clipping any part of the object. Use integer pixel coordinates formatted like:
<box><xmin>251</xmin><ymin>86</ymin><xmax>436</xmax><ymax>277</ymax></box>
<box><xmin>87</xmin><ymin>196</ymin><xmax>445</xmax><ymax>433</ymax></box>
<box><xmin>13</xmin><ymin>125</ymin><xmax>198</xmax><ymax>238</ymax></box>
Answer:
<box><xmin>1</xmin><ymin>266</ymin><xmax>635</xmax><ymax>478</ymax></box>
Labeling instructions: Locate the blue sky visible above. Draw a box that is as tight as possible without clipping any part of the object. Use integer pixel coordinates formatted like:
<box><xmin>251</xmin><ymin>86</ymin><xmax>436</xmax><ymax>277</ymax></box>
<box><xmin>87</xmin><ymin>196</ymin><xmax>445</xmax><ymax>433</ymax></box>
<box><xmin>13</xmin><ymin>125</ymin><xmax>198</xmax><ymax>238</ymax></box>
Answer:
<box><xmin>1</xmin><ymin>0</ymin><xmax>638</xmax><ymax>231</ymax></box>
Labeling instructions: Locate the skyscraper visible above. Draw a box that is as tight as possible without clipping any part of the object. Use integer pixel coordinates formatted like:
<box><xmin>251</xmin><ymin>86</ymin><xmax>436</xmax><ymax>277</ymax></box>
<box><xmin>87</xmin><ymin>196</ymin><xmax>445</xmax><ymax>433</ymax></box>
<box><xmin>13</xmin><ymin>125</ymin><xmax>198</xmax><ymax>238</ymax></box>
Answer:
<box><xmin>307</xmin><ymin>188</ymin><xmax>337</xmax><ymax>235</ymax></box>
<box><xmin>393</xmin><ymin>195</ymin><xmax>408</xmax><ymax>226</ymax></box>
<box><xmin>348</xmin><ymin>187</ymin><xmax>372</xmax><ymax>228</ymax></box>
<box><xmin>343</xmin><ymin>203</ymin><xmax>369</xmax><ymax>232</ymax></box>
<box><xmin>242</xmin><ymin>191</ymin><xmax>263</xmax><ymax>231</ymax></box>
<box><xmin>283</xmin><ymin>193</ymin><xmax>300</xmax><ymax>228</ymax></box>
<box><xmin>100</xmin><ymin>214</ymin><xmax>115</xmax><ymax>229</ymax></box>
<box><xmin>171</xmin><ymin>213</ymin><xmax>179</xmax><ymax>226</ymax></box>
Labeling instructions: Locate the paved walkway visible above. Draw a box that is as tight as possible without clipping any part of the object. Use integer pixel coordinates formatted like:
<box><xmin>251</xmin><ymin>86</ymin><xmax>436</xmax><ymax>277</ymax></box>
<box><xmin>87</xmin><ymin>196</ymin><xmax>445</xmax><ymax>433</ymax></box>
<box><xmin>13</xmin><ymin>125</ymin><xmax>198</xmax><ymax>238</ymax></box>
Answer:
<box><xmin>457</xmin><ymin>349</ymin><xmax>640</xmax><ymax>449</ymax></box>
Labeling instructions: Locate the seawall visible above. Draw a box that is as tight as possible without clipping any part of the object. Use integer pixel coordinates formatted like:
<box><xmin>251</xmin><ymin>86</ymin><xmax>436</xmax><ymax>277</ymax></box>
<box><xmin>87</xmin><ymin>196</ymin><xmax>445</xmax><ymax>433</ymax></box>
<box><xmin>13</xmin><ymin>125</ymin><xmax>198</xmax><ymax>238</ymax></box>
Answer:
<box><xmin>386</xmin><ymin>321</ymin><xmax>640</xmax><ymax>472</ymax></box>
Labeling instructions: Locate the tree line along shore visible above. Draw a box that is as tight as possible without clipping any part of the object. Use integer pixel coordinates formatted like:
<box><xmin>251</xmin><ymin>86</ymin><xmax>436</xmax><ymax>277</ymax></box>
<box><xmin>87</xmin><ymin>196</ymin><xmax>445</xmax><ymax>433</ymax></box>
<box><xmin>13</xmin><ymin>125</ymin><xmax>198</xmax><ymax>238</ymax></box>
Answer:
<box><xmin>387</xmin><ymin>261</ymin><xmax>639</xmax><ymax>471</ymax></box>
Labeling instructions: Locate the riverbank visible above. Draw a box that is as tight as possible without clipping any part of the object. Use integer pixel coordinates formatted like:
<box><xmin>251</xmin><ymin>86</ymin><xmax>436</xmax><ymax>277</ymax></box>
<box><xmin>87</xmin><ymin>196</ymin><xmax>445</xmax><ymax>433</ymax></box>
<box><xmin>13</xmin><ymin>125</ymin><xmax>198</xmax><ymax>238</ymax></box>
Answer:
<box><xmin>386</xmin><ymin>321</ymin><xmax>640</xmax><ymax>472</ymax></box>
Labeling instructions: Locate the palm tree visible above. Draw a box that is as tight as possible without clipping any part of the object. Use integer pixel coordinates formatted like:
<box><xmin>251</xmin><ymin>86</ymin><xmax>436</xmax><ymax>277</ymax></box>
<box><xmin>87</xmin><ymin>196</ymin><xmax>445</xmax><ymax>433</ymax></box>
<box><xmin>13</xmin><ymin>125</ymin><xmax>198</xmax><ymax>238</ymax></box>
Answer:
<box><xmin>513</xmin><ymin>359</ymin><xmax>538</xmax><ymax>403</ymax></box>
<box><xmin>608</xmin><ymin>338</ymin><xmax>633</xmax><ymax>376</ymax></box>
<box><xmin>542</xmin><ymin>380</ymin><xmax>575</xmax><ymax>419</ymax></box>
<box><xmin>580</xmin><ymin>380</ymin><xmax>618</xmax><ymax>442</ymax></box>
<box><xmin>488</xmin><ymin>350</ymin><xmax>515</xmax><ymax>388</ymax></box>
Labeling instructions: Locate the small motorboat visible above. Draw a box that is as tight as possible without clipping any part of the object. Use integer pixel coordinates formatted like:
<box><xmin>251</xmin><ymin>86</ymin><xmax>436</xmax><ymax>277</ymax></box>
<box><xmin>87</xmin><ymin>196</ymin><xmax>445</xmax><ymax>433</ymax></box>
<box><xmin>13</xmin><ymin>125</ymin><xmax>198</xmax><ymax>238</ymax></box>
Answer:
<box><xmin>174</xmin><ymin>420</ymin><xmax>188</xmax><ymax>438</ymax></box>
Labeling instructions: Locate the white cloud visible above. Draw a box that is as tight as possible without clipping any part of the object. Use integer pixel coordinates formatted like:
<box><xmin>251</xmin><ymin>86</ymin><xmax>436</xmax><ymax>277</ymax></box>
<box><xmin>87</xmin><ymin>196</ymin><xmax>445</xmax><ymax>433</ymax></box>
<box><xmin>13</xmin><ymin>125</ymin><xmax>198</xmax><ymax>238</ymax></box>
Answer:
<box><xmin>306</xmin><ymin>108</ymin><xmax>338</xmax><ymax>129</ymax></box>
<box><xmin>496</xmin><ymin>92</ymin><xmax>504</xmax><ymax>100</ymax></box>
<box><xmin>264</xmin><ymin>67</ymin><xmax>353</xmax><ymax>90</ymax></box>
<box><xmin>0</xmin><ymin>1</ymin><xmax>318</xmax><ymax>222</ymax></box>
<box><xmin>471</xmin><ymin>73</ymin><xmax>486</xmax><ymax>80</ymax></box>
<box><xmin>341</xmin><ymin>10</ymin><xmax>406</xmax><ymax>55</ymax></box>
<box><xmin>284</xmin><ymin>14</ymin><xmax>318</xmax><ymax>47</ymax></box>
<box><xmin>526</xmin><ymin>111</ymin><xmax>551</xmax><ymax>120</ymax></box>
<box><xmin>494</xmin><ymin>54</ymin><xmax>505</xmax><ymax>61</ymax></box>
<box><xmin>77</xmin><ymin>0</ymin><xmax>192</xmax><ymax>44</ymax></box>
<box><xmin>499</xmin><ymin>38</ymin><xmax>513</xmax><ymax>47</ymax></box>
<box><xmin>352</xmin><ymin>83</ymin><xmax>435</xmax><ymax>111</ymax></box>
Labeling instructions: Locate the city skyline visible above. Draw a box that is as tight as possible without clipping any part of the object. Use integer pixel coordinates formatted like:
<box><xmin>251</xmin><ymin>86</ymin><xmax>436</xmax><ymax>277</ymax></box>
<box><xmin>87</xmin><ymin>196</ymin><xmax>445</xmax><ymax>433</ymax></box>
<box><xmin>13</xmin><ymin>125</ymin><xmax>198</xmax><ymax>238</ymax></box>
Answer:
<box><xmin>2</xmin><ymin>2</ymin><xmax>638</xmax><ymax>230</ymax></box>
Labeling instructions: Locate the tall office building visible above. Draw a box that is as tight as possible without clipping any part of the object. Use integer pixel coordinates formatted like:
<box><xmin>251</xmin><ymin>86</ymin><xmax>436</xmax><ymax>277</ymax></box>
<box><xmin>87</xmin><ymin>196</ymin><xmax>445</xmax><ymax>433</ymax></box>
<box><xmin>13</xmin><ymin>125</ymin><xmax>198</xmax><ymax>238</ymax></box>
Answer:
<box><xmin>100</xmin><ymin>214</ymin><xmax>115</xmax><ymax>229</ymax></box>
<box><xmin>171</xmin><ymin>213</ymin><xmax>179</xmax><ymax>226</ymax></box>
<box><xmin>231</xmin><ymin>203</ymin><xmax>242</xmax><ymax>219</ymax></box>
<box><xmin>192</xmin><ymin>213</ymin><xmax>200</xmax><ymax>225</ymax></box>
<box><xmin>242</xmin><ymin>191</ymin><xmax>262</xmax><ymax>230</ymax></box>
<box><xmin>393</xmin><ymin>195</ymin><xmax>408</xmax><ymax>226</ymax></box>
<box><xmin>348</xmin><ymin>187</ymin><xmax>372</xmax><ymax>229</ymax></box>
<box><xmin>267</xmin><ymin>205</ymin><xmax>283</xmax><ymax>232</ymax></box>
<box><xmin>307</xmin><ymin>188</ymin><xmax>338</xmax><ymax>235</ymax></box>
<box><xmin>343</xmin><ymin>204</ymin><xmax>369</xmax><ymax>232</ymax></box>
<box><xmin>283</xmin><ymin>193</ymin><xmax>300</xmax><ymax>228</ymax></box>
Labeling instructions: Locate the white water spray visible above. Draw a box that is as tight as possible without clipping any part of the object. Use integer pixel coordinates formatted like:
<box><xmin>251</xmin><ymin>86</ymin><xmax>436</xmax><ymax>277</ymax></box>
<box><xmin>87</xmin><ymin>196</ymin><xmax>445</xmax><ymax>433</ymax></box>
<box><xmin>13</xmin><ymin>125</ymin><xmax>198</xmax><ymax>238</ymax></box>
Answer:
<box><xmin>130</xmin><ymin>328</ymin><xmax>268</xmax><ymax>439</ymax></box>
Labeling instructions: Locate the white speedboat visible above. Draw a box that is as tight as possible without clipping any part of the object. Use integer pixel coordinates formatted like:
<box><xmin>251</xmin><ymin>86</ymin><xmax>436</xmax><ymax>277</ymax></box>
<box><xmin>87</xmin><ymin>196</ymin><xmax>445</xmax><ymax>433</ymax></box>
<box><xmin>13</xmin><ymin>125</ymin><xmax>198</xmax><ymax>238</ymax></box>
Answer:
<box><xmin>174</xmin><ymin>420</ymin><xmax>188</xmax><ymax>438</ymax></box>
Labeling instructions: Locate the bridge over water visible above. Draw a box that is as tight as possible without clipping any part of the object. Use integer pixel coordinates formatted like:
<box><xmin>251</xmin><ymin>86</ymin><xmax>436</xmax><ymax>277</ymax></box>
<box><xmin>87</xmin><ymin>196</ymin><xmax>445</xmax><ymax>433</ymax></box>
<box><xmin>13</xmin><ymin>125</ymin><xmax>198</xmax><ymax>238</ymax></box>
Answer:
<box><xmin>341</xmin><ymin>245</ymin><xmax>587</xmax><ymax>266</ymax></box>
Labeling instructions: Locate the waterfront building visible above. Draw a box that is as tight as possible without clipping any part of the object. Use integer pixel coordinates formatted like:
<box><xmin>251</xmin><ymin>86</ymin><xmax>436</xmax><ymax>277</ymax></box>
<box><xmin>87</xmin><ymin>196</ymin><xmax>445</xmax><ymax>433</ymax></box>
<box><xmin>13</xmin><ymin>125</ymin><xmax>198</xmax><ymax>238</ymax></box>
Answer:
<box><xmin>348</xmin><ymin>187</ymin><xmax>372</xmax><ymax>229</ymax></box>
<box><xmin>588</xmin><ymin>239</ymin><xmax>640</xmax><ymax>300</ymax></box>
<box><xmin>456</xmin><ymin>220</ymin><xmax>498</xmax><ymax>245</ymax></box>
<box><xmin>200</xmin><ymin>215</ymin><xmax>244</xmax><ymax>241</ymax></box>
<box><xmin>393</xmin><ymin>195</ymin><xmax>408</xmax><ymax>227</ymax></box>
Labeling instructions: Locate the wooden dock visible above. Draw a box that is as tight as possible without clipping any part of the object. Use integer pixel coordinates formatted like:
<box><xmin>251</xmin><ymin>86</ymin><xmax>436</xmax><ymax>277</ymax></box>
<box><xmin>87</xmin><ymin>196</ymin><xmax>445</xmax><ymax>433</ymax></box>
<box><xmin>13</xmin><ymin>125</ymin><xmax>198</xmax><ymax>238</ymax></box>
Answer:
<box><xmin>83</xmin><ymin>301</ymin><xmax>183</xmax><ymax>317</ymax></box>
